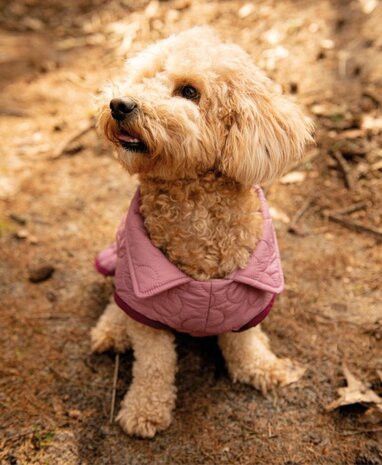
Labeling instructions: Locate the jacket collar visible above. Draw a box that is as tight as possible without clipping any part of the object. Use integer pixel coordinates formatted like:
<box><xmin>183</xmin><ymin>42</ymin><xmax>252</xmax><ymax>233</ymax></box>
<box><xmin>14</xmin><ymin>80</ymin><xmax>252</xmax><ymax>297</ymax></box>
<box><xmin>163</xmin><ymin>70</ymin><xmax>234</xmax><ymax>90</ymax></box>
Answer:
<box><xmin>124</xmin><ymin>187</ymin><xmax>283</xmax><ymax>298</ymax></box>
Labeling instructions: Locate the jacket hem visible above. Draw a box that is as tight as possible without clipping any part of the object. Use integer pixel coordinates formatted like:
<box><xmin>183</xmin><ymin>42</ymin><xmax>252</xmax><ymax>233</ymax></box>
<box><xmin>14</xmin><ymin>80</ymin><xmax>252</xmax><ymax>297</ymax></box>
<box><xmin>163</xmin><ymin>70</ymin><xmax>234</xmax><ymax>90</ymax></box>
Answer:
<box><xmin>114</xmin><ymin>292</ymin><xmax>275</xmax><ymax>336</ymax></box>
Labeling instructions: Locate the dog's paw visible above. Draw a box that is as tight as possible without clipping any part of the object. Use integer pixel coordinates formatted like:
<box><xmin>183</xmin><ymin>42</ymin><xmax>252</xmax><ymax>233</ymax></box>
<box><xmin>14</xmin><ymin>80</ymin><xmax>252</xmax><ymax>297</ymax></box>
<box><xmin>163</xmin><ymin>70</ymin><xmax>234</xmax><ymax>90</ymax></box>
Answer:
<box><xmin>231</xmin><ymin>357</ymin><xmax>305</xmax><ymax>394</ymax></box>
<box><xmin>90</xmin><ymin>322</ymin><xmax>131</xmax><ymax>354</ymax></box>
<box><xmin>255</xmin><ymin>357</ymin><xmax>305</xmax><ymax>393</ymax></box>
<box><xmin>116</xmin><ymin>393</ymin><xmax>174</xmax><ymax>438</ymax></box>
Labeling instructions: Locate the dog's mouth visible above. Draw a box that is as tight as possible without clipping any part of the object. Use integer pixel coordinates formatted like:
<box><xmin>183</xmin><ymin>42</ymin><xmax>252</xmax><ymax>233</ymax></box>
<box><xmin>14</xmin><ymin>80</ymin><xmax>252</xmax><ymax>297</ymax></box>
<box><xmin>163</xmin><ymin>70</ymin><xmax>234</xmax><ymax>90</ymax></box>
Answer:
<box><xmin>116</xmin><ymin>128</ymin><xmax>148</xmax><ymax>153</ymax></box>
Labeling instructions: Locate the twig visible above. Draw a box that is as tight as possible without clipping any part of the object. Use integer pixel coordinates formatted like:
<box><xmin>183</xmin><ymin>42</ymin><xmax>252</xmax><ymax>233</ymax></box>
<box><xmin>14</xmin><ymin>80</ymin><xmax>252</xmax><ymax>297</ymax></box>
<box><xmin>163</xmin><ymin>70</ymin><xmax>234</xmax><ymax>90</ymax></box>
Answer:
<box><xmin>0</xmin><ymin>108</ymin><xmax>29</xmax><ymax>118</ymax></box>
<box><xmin>50</xmin><ymin>119</ymin><xmax>95</xmax><ymax>159</ymax></box>
<box><xmin>330</xmin><ymin>201</ymin><xmax>367</xmax><ymax>216</ymax></box>
<box><xmin>288</xmin><ymin>197</ymin><xmax>316</xmax><ymax>235</ymax></box>
<box><xmin>1</xmin><ymin>430</ymin><xmax>34</xmax><ymax>446</ymax></box>
<box><xmin>363</xmin><ymin>89</ymin><xmax>382</xmax><ymax>106</ymax></box>
<box><xmin>109</xmin><ymin>353</ymin><xmax>120</xmax><ymax>424</ymax></box>
<box><xmin>336</xmin><ymin>428</ymin><xmax>382</xmax><ymax>436</ymax></box>
<box><xmin>294</xmin><ymin>197</ymin><xmax>316</xmax><ymax>223</ymax></box>
<box><xmin>330</xmin><ymin>150</ymin><xmax>355</xmax><ymax>190</ymax></box>
<box><xmin>328</xmin><ymin>214</ymin><xmax>382</xmax><ymax>241</ymax></box>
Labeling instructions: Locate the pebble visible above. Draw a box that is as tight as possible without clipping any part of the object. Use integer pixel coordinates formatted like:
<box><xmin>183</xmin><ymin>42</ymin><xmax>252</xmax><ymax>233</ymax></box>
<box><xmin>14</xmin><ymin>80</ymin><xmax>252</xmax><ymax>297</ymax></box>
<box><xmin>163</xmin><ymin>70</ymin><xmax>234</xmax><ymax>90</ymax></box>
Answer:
<box><xmin>67</xmin><ymin>409</ymin><xmax>82</xmax><ymax>419</ymax></box>
<box><xmin>9</xmin><ymin>213</ymin><xmax>27</xmax><ymax>225</ymax></box>
<box><xmin>15</xmin><ymin>229</ymin><xmax>29</xmax><ymax>239</ymax></box>
<box><xmin>29</xmin><ymin>265</ymin><xmax>55</xmax><ymax>283</ymax></box>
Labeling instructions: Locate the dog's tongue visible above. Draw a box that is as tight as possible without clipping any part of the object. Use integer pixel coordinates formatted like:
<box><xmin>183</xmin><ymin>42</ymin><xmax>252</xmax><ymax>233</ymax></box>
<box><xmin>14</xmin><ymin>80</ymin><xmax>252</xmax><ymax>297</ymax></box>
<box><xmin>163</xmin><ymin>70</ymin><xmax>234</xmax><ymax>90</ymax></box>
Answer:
<box><xmin>117</xmin><ymin>131</ymin><xmax>140</xmax><ymax>143</ymax></box>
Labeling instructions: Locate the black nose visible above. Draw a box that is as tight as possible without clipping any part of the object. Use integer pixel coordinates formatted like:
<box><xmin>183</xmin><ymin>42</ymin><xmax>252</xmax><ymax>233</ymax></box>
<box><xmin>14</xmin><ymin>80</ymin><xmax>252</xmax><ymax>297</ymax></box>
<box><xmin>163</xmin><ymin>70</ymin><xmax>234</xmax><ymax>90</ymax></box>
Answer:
<box><xmin>110</xmin><ymin>98</ymin><xmax>137</xmax><ymax>121</ymax></box>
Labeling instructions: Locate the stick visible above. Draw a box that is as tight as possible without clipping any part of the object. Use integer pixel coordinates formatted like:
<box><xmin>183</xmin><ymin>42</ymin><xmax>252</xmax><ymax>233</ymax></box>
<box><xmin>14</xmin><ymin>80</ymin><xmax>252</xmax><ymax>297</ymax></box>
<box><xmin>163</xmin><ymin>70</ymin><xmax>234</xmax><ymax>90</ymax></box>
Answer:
<box><xmin>1</xmin><ymin>430</ymin><xmax>34</xmax><ymax>446</ymax></box>
<box><xmin>0</xmin><ymin>108</ymin><xmax>29</xmax><ymax>117</ymax></box>
<box><xmin>330</xmin><ymin>150</ymin><xmax>355</xmax><ymax>190</ymax></box>
<box><xmin>293</xmin><ymin>197</ymin><xmax>316</xmax><ymax>223</ymax></box>
<box><xmin>288</xmin><ymin>197</ymin><xmax>316</xmax><ymax>235</ymax></box>
<box><xmin>336</xmin><ymin>427</ymin><xmax>382</xmax><ymax>436</ymax></box>
<box><xmin>330</xmin><ymin>201</ymin><xmax>367</xmax><ymax>216</ymax></box>
<box><xmin>328</xmin><ymin>214</ymin><xmax>382</xmax><ymax>241</ymax></box>
<box><xmin>50</xmin><ymin>119</ymin><xmax>95</xmax><ymax>159</ymax></box>
<box><xmin>110</xmin><ymin>353</ymin><xmax>120</xmax><ymax>424</ymax></box>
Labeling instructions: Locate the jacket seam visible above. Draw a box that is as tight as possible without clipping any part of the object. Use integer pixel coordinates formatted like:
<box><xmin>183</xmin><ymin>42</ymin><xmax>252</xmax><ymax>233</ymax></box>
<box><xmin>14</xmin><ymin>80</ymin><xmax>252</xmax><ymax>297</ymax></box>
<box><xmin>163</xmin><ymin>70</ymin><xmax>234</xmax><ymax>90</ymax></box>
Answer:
<box><xmin>204</xmin><ymin>282</ymin><xmax>213</xmax><ymax>331</ymax></box>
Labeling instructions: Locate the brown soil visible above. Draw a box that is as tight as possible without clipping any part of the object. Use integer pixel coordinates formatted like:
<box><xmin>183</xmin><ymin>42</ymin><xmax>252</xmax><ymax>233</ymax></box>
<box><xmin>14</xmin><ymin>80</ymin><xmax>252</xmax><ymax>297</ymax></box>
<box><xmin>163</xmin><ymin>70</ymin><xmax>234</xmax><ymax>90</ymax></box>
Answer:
<box><xmin>1</xmin><ymin>1</ymin><xmax>382</xmax><ymax>464</ymax></box>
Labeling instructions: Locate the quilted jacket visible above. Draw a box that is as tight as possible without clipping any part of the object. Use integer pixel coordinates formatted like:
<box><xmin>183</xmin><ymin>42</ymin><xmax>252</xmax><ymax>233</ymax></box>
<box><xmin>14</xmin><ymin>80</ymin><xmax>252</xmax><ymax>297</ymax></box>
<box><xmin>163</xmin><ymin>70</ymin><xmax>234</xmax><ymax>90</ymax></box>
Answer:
<box><xmin>95</xmin><ymin>186</ymin><xmax>284</xmax><ymax>337</ymax></box>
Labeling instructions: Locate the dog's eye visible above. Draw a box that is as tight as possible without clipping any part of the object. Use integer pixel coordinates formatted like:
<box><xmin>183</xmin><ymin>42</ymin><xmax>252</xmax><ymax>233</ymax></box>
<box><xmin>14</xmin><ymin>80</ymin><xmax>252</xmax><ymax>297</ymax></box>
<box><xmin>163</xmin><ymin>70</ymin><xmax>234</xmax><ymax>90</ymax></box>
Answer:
<box><xmin>180</xmin><ymin>85</ymin><xmax>199</xmax><ymax>100</ymax></box>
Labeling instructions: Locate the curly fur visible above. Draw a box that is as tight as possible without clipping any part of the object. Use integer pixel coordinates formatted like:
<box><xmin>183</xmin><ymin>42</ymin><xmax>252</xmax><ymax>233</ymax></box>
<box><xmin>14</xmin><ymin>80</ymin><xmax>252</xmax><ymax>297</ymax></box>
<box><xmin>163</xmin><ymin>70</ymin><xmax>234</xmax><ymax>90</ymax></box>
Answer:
<box><xmin>92</xmin><ymin>27</ymin><xmax>312</xmax><ymax>437</ymax></box>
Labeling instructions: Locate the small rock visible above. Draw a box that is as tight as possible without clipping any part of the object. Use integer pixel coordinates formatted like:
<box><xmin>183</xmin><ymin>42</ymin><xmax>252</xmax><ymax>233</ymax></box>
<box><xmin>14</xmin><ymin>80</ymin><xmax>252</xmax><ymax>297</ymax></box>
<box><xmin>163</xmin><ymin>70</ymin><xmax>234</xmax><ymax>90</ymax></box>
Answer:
<box><xmin>27</xmin><ymin>235</ymin><xmax>39</xmax><ymax>245</ymax></box>
<box><xmin>9</xmin><ymin>213</ymin><xmax>27</xmax><ymax>225</ymax></box>
<box><xmin>29</xmin><ymin>265</ymin><xmax>55</xmax><ymax>283</ymax></box>
<box><xmin>15</xmin><ymin>229</ymin><xmax>29</xmax><ymax>239</ymax></box>
<box><xmin>67</xmin><ymin>409</ymin><xmax>82</xmax><ymax>419</ymax></box>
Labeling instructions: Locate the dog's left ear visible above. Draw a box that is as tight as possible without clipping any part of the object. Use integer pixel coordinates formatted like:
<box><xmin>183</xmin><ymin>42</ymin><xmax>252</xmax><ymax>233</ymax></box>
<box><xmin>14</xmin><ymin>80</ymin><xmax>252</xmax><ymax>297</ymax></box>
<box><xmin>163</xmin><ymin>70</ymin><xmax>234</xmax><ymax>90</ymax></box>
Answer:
<box><xmin>220</xmin><ymin>77</ymin><xmax>314</xmax><ymax>187</ymax></box>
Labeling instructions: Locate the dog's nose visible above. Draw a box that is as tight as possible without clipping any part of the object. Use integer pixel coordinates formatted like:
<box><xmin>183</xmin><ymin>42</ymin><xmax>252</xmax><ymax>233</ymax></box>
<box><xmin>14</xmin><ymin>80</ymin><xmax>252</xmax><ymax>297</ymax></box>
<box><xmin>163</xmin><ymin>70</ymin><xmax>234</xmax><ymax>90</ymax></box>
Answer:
<box><xmin>110</xmin><ymin>98</ymin><xmax>137</xmax><ymax>121</ymax></box>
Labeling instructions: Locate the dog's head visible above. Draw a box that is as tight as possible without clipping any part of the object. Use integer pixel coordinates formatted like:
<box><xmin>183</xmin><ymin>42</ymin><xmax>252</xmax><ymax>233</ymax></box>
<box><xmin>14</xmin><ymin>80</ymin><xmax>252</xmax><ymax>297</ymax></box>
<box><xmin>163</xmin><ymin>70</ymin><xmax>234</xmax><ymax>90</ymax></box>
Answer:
<box><xmin>98</xmin><ymin>27</ymin><xmax>313</xmax><ymax>185</ymax></box>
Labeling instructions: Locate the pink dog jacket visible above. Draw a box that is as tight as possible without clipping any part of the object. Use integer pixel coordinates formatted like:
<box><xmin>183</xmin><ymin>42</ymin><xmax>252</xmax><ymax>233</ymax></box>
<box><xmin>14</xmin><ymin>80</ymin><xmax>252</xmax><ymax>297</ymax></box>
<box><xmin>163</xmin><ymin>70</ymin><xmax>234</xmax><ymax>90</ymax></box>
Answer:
<box><xmin>95</xmin><ymin>187</ymin><xmax>284</xmax><ymax>337</ymax></box>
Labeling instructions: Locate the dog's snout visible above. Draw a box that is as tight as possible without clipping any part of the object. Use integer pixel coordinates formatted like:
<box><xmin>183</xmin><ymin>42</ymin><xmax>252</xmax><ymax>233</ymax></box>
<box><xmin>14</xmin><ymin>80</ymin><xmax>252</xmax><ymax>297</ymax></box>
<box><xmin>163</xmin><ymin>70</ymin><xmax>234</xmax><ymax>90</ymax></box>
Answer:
<box><xmin>110</xmin><ymin>98</ymin><xmax>137</xmax><ymax>121</ymax></box>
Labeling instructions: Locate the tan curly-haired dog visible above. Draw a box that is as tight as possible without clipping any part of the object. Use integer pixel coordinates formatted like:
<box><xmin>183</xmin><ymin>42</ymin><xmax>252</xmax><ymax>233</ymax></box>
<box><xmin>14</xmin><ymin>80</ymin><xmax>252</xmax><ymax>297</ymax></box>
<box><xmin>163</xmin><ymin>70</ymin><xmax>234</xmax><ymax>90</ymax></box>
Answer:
<box><xmin>91</xmin><ymin>27</ymin><xmax>313</xmax><ymax>438</ymax></box>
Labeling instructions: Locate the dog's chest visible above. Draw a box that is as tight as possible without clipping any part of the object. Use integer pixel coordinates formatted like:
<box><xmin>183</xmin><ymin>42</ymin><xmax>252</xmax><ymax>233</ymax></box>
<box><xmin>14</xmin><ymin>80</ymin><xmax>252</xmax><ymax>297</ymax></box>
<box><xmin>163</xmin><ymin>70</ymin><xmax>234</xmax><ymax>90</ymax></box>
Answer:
<box><xmin>139</xmin><ymin>180</ymin><xmax>263</xmax><ymax>280</ymax></box>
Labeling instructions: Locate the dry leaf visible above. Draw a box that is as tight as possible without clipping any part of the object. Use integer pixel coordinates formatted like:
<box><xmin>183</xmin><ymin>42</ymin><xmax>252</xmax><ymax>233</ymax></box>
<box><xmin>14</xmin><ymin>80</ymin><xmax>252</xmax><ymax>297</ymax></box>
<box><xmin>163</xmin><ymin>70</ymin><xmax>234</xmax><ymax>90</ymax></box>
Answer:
<box><xmin>362</xmin><ymin>115</ymin><xmax>382</xmax><ymax>131</ymax></box>
<box><xmin>280</xmin><ymin>171</ymin><xmax>306</xmax><ymax>184</ymax></box>
<box><xmin>360</xmin><ymin>407</ymin><xmax>382</xmax><ymax>424</ymax></box>
<box><xmin>326</xmin><ymin>364</ymin><xmax>382</xmax><ymax>415</ymax></box>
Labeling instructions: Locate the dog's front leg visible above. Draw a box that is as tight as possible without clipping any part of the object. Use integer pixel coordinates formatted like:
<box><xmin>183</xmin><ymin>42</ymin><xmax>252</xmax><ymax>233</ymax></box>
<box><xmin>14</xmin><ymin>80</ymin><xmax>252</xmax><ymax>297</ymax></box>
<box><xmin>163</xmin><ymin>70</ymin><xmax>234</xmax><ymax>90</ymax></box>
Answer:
<box><xmin>218</xmin><ymin>325</ymin><xmax>305</xmax><ymax>394</ymax></box>
<box><xmin>116</xmin><ymin>315</ymin><xmax>177</xmax><ymax>438</ymax></box>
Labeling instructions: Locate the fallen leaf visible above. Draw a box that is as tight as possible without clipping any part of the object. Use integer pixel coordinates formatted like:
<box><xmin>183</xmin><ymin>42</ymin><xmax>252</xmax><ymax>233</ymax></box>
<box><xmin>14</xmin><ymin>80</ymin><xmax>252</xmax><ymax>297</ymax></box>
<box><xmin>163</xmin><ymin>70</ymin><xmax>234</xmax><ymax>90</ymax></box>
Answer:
<box><xmin>362</xmin><ymin>115</ymin><xmax>382</xmax><ymax>131</ymax></box>
<box><xmin>280</xmin><ymin>171</ymin><xmax>306</xmax><ymax>184</ymax></box>
<box><xmin>326</xmin><ymin>364</ymin><xmax>382</xmax><ymax>417</ymax></box>
<box><xmin>360</xmin><ymin>407</ymin><xmax>382</xmax><ymax>424</ymax></box>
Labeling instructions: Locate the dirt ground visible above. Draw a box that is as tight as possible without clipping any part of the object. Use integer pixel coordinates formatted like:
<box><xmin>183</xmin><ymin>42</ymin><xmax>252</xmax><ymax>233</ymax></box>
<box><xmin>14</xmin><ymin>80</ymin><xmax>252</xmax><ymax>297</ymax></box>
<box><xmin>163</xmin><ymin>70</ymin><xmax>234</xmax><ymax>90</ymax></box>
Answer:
<box><xmin>1</xmin><ymin>0</ymin><xmax>382</xmax><ymax>464</ymax></box>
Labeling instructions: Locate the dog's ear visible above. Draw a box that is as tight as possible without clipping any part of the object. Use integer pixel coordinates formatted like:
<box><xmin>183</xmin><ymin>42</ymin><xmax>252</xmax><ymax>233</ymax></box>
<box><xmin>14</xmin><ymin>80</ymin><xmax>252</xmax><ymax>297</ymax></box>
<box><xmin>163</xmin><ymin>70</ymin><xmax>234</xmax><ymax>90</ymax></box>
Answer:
<box><xmin>220</xmin><ymin>77</ymin><xmax>314</xmax><ymax>187</ymax></box>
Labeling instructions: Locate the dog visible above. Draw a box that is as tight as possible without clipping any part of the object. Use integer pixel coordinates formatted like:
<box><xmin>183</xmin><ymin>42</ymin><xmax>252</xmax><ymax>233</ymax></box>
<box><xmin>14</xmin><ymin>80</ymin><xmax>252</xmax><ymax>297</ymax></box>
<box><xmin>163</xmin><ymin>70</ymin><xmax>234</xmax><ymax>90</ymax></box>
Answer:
<box><xmin>91</xmin><ymin>27</ymin><xmax>313</xmax><ymax>438</ymax></box>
